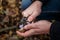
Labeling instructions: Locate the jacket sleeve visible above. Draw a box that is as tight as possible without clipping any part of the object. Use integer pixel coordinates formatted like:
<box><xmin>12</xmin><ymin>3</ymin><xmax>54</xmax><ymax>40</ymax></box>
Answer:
<box><xmin>21</xmin><ymin>0</ymin><xmax>32</xmax><ymax>10</ymax></box>
<box><xmin>50</xmin><ymin>21</ymin><xmax>60</xmax><ymax>40</ymax></box>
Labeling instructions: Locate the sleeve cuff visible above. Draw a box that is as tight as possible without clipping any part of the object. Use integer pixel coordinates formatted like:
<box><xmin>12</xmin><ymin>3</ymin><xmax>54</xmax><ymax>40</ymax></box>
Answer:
<box><xmin>50</xmin><ymin>21</ymin><xmax>60</xmax><ymax>40</ymax></box>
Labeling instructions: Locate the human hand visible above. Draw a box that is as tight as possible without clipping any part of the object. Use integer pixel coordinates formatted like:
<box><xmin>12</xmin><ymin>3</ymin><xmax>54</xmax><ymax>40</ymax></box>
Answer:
<box><xmin>16</xmin><ymin>20</ymin><xmax>52</xmax><ymax>37</ymax></box>
<box><xmin>22</xmin><ymin>1</ymin><xmax>42</xmax><ymax>22</ymax></box>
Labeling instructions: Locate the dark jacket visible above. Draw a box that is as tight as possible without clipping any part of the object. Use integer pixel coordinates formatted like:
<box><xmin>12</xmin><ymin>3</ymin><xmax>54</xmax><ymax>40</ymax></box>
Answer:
<box><xmin>39</xmin><ymin>1</ymin><xmax>60</xmax><ymax>40</ymax></box>
<box><xmin>50</xmin><ymin>21</ymin><xmax>60</xmax><ymax>40</ymax></box>
<box><xmin>21</xmin><ymin>0</ymin><xmax>60</xmax><ymax>40</ymax></box>
<box><xmin>37</xmin><ymin>0</ymin><xmax>60</xmax><ymax>21</ymax></box>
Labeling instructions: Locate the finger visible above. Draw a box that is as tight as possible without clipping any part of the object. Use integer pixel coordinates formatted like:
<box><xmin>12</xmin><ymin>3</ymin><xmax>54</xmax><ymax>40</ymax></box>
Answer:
<box><xmin>22</xmin><ymin>9</ymin><xmax>33</xmax><ymax>17</ymax></box>
<box><xmin>22</xmin><ymin>11</ymin><xmax>29</xmax><ymax>17</ymax></box>
<box><xmin>16</xmin><ymin>29</ymin><xmax>35</xmax><ymax>37</ymax></box>
<box><xmin>24</xmin><ymin>23</ymin><xmax>38</xmax><ymax>30</ymax></box>
<box><xmin>27</xmin><ymin>15</ymin><xmax>34</xmax><ymax>22</ymax></box>
<box><xmin>27</xmin><ymin>9</ymin><xmax>41</xmax><ymax>22</ymax></box>
<box><xmin>32</xmin><ymin>29</ymin><xmax>43</xmax><ymax>35</ymax></box>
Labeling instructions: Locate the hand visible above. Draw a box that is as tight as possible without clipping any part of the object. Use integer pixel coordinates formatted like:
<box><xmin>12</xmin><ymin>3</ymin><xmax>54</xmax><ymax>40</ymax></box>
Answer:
<box><xmin>16</xmin><ymin>20</ymin><xmax>52</xmax><ymax>37</ymax></box>
<box><xmin>22</xmin><ymin>1</ymin><xmax>42</xmax><ymax>22</ymax></box>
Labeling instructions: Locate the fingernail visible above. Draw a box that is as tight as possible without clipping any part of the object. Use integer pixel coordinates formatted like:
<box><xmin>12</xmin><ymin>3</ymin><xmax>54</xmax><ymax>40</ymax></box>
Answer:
<box><xmin>27</xmin><ymin>17</ymin><xmax>33</xmax><ymax>22</ymax></box>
